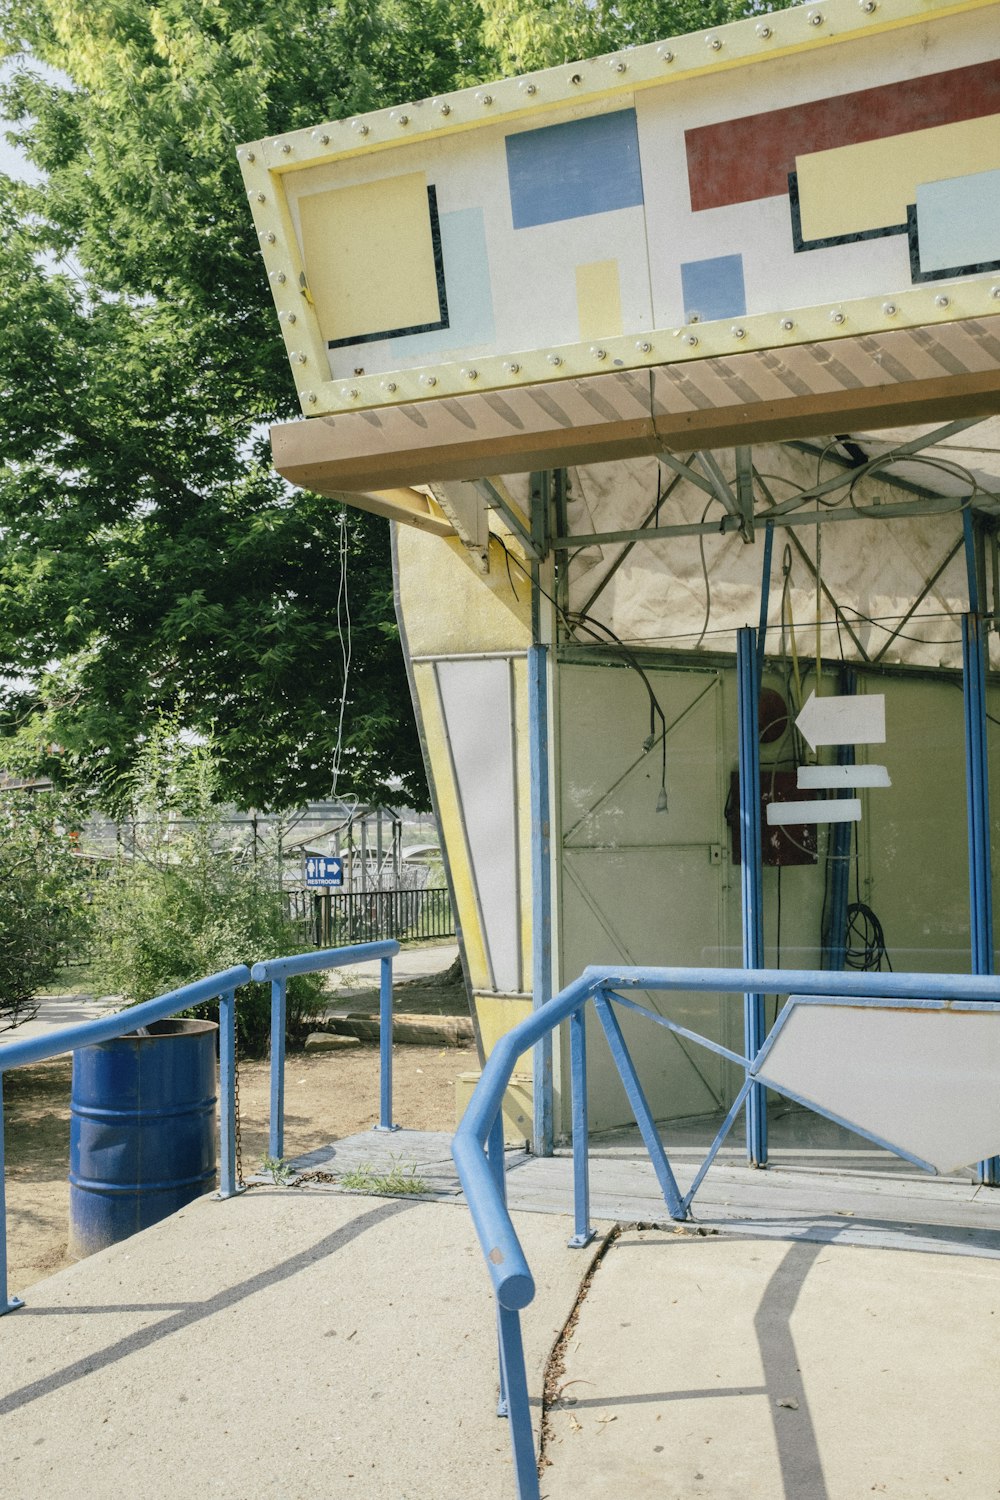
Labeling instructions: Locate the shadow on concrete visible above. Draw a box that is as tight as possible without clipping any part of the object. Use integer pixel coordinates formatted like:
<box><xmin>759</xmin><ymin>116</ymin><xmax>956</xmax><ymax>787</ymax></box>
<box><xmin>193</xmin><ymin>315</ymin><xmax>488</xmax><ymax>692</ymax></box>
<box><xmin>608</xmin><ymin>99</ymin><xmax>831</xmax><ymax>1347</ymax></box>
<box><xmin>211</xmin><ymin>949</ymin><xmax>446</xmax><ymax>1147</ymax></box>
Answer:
<box><xmin>754</xmin><ymin>1238</ymin><xmax>830</xmax><ymax>1500</ymax></box>
<box><xmin>3</xmin><ymin>1197</ymin><xmax>413</xmax><ymax>1418</ymax></box>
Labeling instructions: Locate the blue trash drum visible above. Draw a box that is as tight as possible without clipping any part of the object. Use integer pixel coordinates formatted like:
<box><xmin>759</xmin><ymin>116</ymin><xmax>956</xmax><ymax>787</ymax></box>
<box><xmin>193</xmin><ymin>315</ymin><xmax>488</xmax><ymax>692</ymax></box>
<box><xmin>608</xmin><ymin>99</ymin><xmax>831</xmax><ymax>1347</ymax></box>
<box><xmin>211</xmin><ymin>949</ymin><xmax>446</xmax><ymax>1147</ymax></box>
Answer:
<box><xmin>69</xmin><ymin>1017</ymin><xmax>218</xmax><ymax>1258</ymax></box>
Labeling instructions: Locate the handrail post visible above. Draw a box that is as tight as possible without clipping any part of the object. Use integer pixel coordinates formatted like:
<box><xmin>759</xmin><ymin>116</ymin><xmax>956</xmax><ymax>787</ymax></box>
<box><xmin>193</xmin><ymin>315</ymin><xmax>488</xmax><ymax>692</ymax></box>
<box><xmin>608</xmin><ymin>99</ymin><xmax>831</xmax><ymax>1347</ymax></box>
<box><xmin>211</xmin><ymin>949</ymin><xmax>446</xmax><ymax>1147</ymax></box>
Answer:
<box><xmin>568</xmin><ymin>1004</ymin><xmax>595</xmax><ymax>1248</ymax></box>
<box><xmin>268</xmin><ymin>977</ymin><xmax>287</xmax><ymax>1161</ymax></box>
<box><xmin>373</xmin><ymin>953</ymin><xmax>400</xmax><ymax>1132</ymax></box>
<box><xmin>0</xmin><ymin>1076</ymin><xmax>24</xmax><ymax>1315</ymax></box>
<box><xmin>488</xmin><ymin>1111</ymin><xmax>510</xmax><ymax>1418</ymax></box>
<box><xmin>217</xmin><ymin>988</ymin><xmax>241</xmax><ymax>1198</ymax></box>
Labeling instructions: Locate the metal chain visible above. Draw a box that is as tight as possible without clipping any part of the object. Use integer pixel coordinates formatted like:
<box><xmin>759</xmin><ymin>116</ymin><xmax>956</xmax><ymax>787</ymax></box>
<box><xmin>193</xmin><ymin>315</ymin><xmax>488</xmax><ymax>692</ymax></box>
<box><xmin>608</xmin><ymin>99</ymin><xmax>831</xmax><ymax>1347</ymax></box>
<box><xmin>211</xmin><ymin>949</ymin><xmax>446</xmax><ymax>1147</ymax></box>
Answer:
<box><xmin>233</xmin><ymin>997</ymin><xmax>244</xmax><ymax>1189</ymax></box>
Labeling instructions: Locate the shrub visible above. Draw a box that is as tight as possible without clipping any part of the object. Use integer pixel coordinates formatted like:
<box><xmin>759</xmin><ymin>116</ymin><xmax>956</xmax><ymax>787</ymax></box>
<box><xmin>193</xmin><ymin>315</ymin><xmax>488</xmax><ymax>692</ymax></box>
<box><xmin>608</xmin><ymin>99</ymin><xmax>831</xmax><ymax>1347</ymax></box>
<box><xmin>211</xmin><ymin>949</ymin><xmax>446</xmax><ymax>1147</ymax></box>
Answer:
<box><xmin>0</xmin><ymin>788</ymin><xmax>91</xmax><ymax>1030</ymax></box>
<box><xmin>89</xmin><ymin>727</ymin><xmax>325</xmax><ymax>1055</ymax></box>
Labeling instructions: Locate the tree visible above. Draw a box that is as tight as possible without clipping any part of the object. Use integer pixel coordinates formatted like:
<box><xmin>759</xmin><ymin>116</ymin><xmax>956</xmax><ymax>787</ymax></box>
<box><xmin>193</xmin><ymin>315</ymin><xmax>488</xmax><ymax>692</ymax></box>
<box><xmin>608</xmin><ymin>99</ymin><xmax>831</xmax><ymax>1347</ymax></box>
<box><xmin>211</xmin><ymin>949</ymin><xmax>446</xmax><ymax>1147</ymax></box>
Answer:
<box><xmin>0</xmin><ymin>0</ymin><xmax>494</xmax><ymax>811</ymax></box>
<box><xmin>0</xmin><ymin>0</ymin><xmax>790</xmax><ymax>812</ymax></box>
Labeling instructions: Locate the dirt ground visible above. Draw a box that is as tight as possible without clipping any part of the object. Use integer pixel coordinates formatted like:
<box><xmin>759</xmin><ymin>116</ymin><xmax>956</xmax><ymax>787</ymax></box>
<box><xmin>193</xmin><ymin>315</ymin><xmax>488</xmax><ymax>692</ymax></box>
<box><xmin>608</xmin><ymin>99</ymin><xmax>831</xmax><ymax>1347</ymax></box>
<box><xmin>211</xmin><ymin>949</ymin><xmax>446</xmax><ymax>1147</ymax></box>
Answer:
<box><xmin>2</xmin><ymin>964</ymin><xmax>478</xmax><ymax>1300</ymax></box>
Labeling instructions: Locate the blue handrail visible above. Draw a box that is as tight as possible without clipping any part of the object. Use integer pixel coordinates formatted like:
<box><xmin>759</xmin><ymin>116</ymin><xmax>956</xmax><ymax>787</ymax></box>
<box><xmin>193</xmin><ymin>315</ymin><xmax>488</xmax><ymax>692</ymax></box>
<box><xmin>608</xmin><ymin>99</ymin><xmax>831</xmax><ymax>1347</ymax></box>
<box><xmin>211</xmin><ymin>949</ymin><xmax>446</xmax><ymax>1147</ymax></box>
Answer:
<box><xmin>251</xmin><ymin>940</ymin><xmax>400</xmax><ymax>1159</ymax></box>
<box><xmin>453</xmin><ymin>962</ymin><xmax>1000</xmax><ymax>1500</ymax></box>
<box><xmin>0</xmin><ymin>964</ymin><xmax>252</xmax><ymax>1317</ymax></box>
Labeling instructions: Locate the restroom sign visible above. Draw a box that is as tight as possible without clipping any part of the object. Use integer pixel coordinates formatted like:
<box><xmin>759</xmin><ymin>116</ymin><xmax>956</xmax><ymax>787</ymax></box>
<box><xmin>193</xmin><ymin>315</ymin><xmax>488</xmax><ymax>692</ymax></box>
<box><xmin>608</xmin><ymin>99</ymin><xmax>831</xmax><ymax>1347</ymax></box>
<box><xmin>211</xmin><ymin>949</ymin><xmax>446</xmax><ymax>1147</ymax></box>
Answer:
<box><xmin>305</xmin><ymin>855</ymin><xmax>344</xmax><ymax>887</ymax></box>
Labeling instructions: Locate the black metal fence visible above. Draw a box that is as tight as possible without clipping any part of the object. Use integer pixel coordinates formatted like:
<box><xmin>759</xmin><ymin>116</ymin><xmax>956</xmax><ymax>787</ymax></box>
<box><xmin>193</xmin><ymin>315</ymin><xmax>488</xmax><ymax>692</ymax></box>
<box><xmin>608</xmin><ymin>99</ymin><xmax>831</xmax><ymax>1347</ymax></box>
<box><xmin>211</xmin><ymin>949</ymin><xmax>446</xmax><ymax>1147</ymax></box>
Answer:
<box><xmin>285</xmin><ymin>886</ymin><xmax>455</xmax><ymax>947</ymax></box>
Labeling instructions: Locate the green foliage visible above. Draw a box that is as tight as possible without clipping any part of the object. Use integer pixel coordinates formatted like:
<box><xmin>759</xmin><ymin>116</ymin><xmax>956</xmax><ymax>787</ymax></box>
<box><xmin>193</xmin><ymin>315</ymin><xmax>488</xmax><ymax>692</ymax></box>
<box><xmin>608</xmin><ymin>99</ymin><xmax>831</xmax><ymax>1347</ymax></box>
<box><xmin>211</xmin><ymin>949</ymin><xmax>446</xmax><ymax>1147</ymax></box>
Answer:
<box><xmin>477</xmin><ymin>0</ymin><xmax>800</xmax><ymax>74</ymax></box>
<box><xmin>338</xmin><ymin>1158</ymin><xmax>429</xmax><ymax>1196</ymax></box>
<box><xmin>0</xmin><ymin>0</ymin><xmax>495</xmax><ymax>811</ymax></box>
<box><xmin>0</xmin><ymin>786</ymin><xmax>90</xmax><ymax>1027</ymax></box>
<box><xmin>0</xmin><ymin>0</ymin><xmax>800</xmax><ymax>810</ymax></box>
<box><xmin>87</xmin><ymin>724</ymin><xmax>325</xmax><ymax>1054</ymax></box>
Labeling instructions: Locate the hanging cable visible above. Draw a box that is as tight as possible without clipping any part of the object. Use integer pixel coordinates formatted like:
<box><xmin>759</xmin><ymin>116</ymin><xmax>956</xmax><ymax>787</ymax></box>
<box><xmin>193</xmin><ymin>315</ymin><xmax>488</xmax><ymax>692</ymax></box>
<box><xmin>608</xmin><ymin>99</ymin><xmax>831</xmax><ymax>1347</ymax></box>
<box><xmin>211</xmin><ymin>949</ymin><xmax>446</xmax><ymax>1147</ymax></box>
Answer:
<box><xmin>329</xmin><ymin>510</ymin><xmax>353</xmax><ymax>801</ymax></box>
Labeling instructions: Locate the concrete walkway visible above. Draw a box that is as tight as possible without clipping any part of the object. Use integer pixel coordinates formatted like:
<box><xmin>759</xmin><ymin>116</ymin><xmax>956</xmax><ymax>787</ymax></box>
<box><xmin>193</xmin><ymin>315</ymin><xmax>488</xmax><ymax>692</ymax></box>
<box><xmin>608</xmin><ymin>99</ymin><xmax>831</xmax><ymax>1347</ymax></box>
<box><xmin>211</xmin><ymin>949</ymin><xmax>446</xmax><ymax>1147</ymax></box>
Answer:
<box><xmin>543</xmin><ymin>1227</ymin><xmax>1000</xmax><ymax>1500</ymax></box>
<box><xmin>1</xmin><ymin>1188</ymin><xmax>585</xmax><ymax>1500</ymax></box>
<box><xmin>5</xmin><ymin>1172</ymin><xmax>1000</xmax><ymax>1500</ymax></box>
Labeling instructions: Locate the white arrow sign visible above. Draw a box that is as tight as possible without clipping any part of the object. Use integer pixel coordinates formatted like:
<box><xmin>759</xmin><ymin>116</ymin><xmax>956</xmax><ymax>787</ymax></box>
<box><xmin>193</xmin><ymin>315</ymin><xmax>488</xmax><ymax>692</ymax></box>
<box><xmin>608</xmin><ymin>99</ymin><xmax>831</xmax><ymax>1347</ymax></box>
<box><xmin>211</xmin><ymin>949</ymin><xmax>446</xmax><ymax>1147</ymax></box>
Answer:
<box><xmin>795</xmin><ymin>691</ymin><xmax>885</xmax><ymax>752</ymax></box>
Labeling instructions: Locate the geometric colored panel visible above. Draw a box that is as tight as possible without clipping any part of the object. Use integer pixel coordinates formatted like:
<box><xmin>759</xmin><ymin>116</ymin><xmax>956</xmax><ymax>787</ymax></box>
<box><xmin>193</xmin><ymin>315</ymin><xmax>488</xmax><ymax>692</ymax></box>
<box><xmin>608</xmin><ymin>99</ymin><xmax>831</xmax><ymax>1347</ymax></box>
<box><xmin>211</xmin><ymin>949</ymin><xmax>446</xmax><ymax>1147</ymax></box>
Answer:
<box><xmin>390</xmin><ymin>208</ymin><xmax>495</xmax><ymax>356</ymax></box>
<box><xmin>297</xmin><ymin>173</ymin><xmax>447</xmax><ymax>347</ymax></box>
<box><xmin>911</xmin><ymin>167</ymin><xmax>1000</xmax><ymax>279</ymax></box>
<box><xmin>576</xmin><ymin>259</ymin><xmax>624</xmax><ymax>340</ymax></box>
<box><xmin>680</xmin><ymin>254</ymin><xmax>746</xmax><ymax>323</ymax></box>
<box><xmin>685</xmin><ymin>59</ymin><xmax>1000</xmax><ymax>213</ymax></box>
<box><xmin>506</xmin><ymin>110</ymin><xmax>644</xmax><ymax>229</ymax></box>
<box><xmin>791</xmin><ymin>116</ymin><xmax>1000</xmax><ymax>248</ymax></box>
<box><xmin>754</xmin><ymin>999</ymin><xmax>1000</xmax><ymax>1173</ymax></box>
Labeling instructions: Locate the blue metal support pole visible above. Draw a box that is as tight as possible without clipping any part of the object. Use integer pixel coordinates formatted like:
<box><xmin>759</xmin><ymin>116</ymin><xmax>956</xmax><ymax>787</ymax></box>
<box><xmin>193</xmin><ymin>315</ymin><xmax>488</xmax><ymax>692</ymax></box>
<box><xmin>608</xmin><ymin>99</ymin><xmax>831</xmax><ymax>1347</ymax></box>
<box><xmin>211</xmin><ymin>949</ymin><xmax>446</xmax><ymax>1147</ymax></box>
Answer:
<box><xmin>593</xmin><ymin>992</ymin><xmax>686</xmax><ymax>1220</ymax></box>
<box><xmin>497</xmin><ymin>1304</ymin><xmax>541</xmax><ymax>1500</ymax></box>
<box><xmin>962</xmin><ymin>612</ymin><xmax>999</xmax><ymax>1185</ymax></box>
<box><xmin>737</xmin><ymin>627</ymin><xmax>768</xmax><ymax>1165</ymax></box>
<box><xmin>529</xmin><ymin>643</ymin><xmax>555</xmax><ymax>1157</ymax></box>
<box><xmin>824</xmin><ymin>667</ymin><xmax>857</xmax><ymax>970</ymax></box>
<box><xmin>374</xmin><ymin>954</ymin><xmax>400</xmax><ymax>1132</ymax></box>
<box><xmin>0</xmin><ymin>1076</ymin><xmax>23</xmax><ymax>1315</ymax></box>
<box><xmin>568</xmin><ymin>1007</ymin><xmax>595</xmax><ymax>1247</ymax></box>
<box><xmin>268</xmin><ymin>977</ymin><xmax>287</xmax><ymax>1161</ymax></box>
<box><xmin>217</xmin><ymin>987</ymin><xmax>241</xmax><ymax>1199</ymax></box>
<box><xmin>487</xmin><ymin>1111</ymin><xmax>512</xmax><ymax>1418</ymax></box>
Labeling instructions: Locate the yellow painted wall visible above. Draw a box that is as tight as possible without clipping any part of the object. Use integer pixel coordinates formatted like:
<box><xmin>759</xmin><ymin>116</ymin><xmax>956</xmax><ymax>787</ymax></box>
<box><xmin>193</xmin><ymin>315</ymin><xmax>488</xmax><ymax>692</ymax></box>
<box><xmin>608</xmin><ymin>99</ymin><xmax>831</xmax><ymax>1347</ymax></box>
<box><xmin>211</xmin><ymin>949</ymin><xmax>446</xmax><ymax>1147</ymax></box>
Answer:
<box><xmin>396</xmin><ymin>520</ymin><xmax>536</xmax><ymax>1032</ymax></box>
<box><xmin>396</xmin><ymin>525</ymin><xmax>531</xmax><ymax>657</ymax></box>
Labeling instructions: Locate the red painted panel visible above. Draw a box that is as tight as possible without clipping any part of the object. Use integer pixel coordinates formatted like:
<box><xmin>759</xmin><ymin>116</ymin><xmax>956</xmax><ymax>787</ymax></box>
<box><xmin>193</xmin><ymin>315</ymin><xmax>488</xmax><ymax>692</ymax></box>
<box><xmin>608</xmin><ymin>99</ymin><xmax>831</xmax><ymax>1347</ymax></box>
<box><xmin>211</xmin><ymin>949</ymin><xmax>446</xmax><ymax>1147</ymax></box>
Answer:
<box><xmin>686</xmin><ymin>60</ymin><xmax>1000</xmax><ymax>212</ymax></box>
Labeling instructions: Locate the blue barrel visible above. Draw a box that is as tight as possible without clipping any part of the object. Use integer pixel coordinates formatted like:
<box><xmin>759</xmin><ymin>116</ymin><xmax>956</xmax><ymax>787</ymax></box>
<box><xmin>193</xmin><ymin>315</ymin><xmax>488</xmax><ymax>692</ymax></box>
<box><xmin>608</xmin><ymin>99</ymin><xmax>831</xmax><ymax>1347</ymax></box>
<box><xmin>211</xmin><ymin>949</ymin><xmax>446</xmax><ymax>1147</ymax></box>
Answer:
<box><xmin>69</xmin><ymin>1018</ymin><xmax>218</xmax><ymax>1258</ymax></box>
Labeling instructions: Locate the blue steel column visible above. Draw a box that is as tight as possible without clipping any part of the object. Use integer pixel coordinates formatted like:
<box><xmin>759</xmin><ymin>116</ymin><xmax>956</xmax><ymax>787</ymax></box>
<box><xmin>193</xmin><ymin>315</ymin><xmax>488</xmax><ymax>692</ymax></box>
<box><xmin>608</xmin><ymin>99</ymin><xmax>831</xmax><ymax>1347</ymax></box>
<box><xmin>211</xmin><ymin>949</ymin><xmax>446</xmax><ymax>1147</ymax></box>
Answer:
<box><xmin>962</xmin><ymin>612</ymin><xmax>999</xmax><ymax>1185</ymax></box>
<box><xmin>737</xmin><ymin>627</ymin><xmax>767</xmax><ymax>1165</ymax></box>
<box><xmin>218</xmin><ymin>987</ymin><xmax>240</xmax><ymax>1199</ymax></box>
<box><xmin>0</xmin><ymin>1075</ymin><xmax>24</xmax><ymax>1314</ymax></box>
<box><xmin>824</xmin><ymin>668</ymin><xmax>857</xmax><ymax>970</ymax></box>
<box><xmin>268</xmin><ymin>976</ymin><xmax>287</xmax><ymax>1160</ymax></box>
<box><xmin>529</xmin><ymin>643</ymin><xmax>554</xmax><ymax>1156</ymax></box>
<box><xmin>568</xmin><ymin>1006</ymin><xmax>595</xmax><ymax>1245</ymax></box>
<box><xmin>374</xmin><ymin>954</ymin><xmax>400</xmax><ymax>1132</ymax></box>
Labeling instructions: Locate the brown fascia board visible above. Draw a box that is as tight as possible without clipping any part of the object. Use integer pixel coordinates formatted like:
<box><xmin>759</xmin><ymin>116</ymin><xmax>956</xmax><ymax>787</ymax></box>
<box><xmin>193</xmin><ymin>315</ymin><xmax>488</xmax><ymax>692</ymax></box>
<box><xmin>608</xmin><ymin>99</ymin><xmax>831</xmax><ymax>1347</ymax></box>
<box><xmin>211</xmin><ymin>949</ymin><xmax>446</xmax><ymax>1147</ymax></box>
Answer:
<box><xmin>271</xmin><ymin>340</ymin><xmax>1000</xmax><ymax>500</ymax></box>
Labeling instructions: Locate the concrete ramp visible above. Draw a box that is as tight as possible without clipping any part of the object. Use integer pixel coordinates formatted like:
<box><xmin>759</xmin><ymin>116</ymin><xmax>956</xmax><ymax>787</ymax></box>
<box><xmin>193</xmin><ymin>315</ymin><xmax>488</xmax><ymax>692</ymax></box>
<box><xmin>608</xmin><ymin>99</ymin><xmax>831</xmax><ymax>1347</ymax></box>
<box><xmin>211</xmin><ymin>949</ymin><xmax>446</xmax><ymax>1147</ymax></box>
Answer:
<box><xmin>0</xmin><ymin>1189</ymin><xmax>589</xmax><ymax>1500</ymax></box>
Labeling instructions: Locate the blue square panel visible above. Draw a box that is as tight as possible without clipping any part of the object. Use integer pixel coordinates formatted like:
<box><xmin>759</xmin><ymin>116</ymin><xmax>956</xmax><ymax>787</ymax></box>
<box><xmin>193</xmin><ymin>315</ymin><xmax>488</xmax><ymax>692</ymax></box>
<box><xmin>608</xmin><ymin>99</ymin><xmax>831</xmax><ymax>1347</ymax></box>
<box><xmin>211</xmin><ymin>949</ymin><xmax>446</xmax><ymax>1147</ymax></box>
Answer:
<box><xmin>680</xmin><ymin>254</ymin><xmax>746</xmax><ymax>323</ymax></box>
<box><xmin>506</xmin><ymin>110</ymin><xmax>644</xmax><ymax>230</ymax></box>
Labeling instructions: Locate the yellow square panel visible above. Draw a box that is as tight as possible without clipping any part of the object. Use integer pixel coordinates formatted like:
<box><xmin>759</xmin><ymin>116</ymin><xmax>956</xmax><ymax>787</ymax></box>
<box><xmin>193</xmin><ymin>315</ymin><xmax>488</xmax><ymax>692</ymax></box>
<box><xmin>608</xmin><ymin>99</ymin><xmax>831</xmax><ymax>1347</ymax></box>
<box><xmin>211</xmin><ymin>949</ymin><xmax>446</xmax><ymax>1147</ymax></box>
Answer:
<box><xmin>795</xmin><ymin>115</ymin><xmax>1000</xmax><ymax>243</ymax></box>
<box><xmin>576</xmin><ymin>259</ymin><xmax>624</xmax><ymax>340</ymax></box>
<box><xmin>297</xmin><ymin>172</ymin><xmax>445</xmax><ymax>347</ymax></box>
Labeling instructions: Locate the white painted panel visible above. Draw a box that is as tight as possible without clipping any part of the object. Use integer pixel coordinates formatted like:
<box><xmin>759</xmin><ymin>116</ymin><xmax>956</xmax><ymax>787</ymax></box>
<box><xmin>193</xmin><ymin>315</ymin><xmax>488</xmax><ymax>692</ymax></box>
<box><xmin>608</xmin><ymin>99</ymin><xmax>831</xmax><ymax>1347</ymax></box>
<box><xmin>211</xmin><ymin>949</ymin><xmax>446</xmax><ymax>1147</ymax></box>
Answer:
<box><xmin>757</xmin><ymin>1001</ymin><xmax>1000</xmax><ymax>1172</ymax></box>
<box><xmin>437</xmin><ymin>658</ymin><xmax>521</xmax><ymax>992</ymax></box>
<box><xmin>766</xmin><ymin>799</ymin><xmax>861</xmax><ymax>825</ymax></box>
<box><xmin>797</xmin><ymin>765</ymin><xmax>891</xmax><ymax>789</ymax></box>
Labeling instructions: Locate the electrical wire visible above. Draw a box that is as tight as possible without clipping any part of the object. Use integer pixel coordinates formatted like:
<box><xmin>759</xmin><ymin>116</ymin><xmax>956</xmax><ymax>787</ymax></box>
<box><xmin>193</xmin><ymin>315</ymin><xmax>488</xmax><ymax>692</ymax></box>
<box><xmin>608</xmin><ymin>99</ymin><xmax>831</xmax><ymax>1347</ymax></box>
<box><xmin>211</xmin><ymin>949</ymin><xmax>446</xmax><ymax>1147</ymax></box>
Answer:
<box><xmin>494</xmin><ymin>532</ymin><xmax>671</xmax><ymax>804</ymax></box>
<box><xmin>844</xmin><ymin>901</ymin><xmax>892</xmax><ymax>971</ymax></box>
<box><xmin>329</xmin><ymin>511</ymin><xmax>353</xmax><ymax>802</ymax></box>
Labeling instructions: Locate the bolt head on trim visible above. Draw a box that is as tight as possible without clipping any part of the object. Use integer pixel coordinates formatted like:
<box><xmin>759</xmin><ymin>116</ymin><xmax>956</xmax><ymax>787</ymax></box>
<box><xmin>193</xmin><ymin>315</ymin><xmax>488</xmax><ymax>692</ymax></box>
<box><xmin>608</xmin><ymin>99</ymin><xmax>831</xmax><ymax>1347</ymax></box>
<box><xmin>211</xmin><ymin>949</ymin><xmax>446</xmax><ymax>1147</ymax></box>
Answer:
<box><xmin>780</xmin><ymin>318</ymin><xmax>795</xmax><ymax>331</ymax></box>
<box><xmin>590</xmin><ymin>346</ymin><xmax>607</xmax><ymax>360</ymax></box>
<box><xmin>657</xmin><ymin>45</ymin><xmax>674</xmax><ymax>61</ymax></box>
<box><xmin>882</xmin><ymin>302</ymin><xmax>897</xmax><ymax>315</ymax></box>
